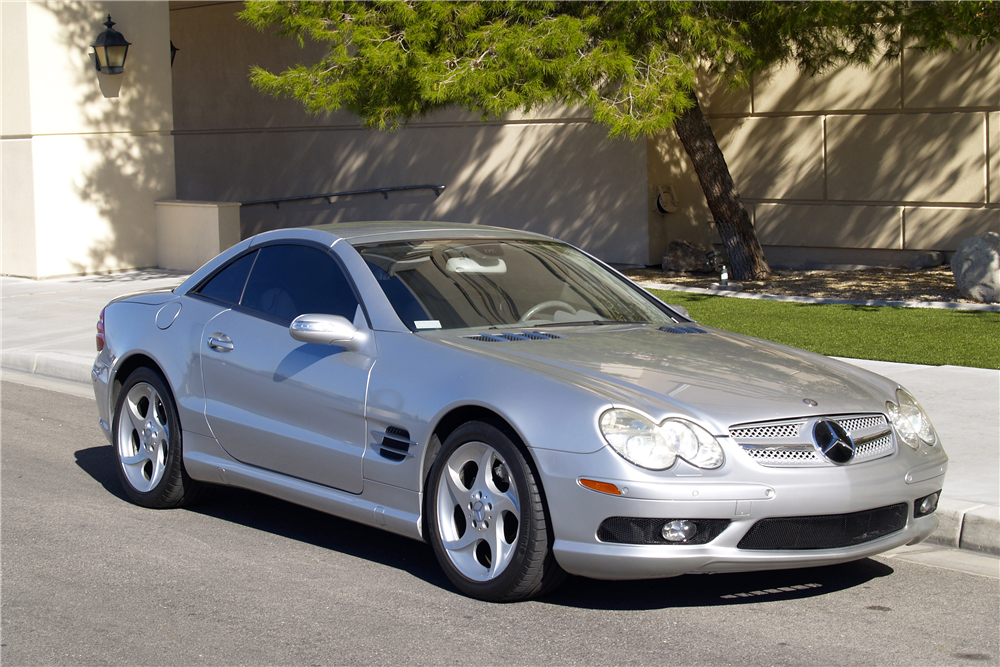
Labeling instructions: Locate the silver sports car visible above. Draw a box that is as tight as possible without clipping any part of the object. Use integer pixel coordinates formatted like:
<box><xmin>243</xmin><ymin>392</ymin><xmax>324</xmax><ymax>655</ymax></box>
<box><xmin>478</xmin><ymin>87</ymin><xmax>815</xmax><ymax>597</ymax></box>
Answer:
<box><xmin>93</xmin><ymin>222</ymin><xmax>947</xmax><ymax>601</ymax></box>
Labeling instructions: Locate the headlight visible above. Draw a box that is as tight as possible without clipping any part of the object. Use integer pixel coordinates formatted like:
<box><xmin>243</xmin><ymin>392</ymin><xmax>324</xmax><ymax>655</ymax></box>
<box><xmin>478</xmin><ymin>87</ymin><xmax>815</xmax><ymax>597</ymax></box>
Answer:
<box><xmin>599</xmin><ymin>409</ymin><xmax>725</xmax><ymax>470</ymax></box>
<box><xmin>886</xmin><ymin>388</ymin><xmax>937</xmax><ymax>449</ymax></box>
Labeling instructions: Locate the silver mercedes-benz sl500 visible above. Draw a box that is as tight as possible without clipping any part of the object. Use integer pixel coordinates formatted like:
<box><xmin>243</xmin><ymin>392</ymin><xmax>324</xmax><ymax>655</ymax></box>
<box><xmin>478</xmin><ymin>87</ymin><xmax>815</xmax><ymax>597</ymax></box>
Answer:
<box><xmin>93</xmin><ymin>222</ymin><xmax>947</xmax><ymax>601</ymax></box>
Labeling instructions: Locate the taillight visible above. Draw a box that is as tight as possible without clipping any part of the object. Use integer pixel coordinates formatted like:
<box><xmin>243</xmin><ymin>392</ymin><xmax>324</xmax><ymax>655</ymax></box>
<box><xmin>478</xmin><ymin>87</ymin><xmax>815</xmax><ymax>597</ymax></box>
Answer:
<box><xmin>97</xmin><ymin>307</ymin><xmax>106</xmax><ymax>352</ymax></box>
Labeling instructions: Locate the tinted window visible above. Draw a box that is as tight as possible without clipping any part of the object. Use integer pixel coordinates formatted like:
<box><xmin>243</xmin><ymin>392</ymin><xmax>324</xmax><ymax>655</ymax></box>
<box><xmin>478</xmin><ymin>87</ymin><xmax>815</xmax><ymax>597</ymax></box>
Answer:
<box><xmin>195</xmin><ymin>251</ymin><xmax>257</xmax><ymax>305</ymax></box>
<box><xmin>240</xmin><ymin>244</ymin><xmax>360</xmax><ymax>323</ymax></box>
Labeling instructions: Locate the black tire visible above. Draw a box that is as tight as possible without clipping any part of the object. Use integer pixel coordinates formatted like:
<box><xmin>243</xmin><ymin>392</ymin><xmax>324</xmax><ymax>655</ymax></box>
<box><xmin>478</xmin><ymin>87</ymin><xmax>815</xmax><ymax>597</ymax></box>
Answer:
<box><xmin>425</xmin><ymin>421</ymin><xmax>565</xmax><ymax>601</ymax></box>
<box><xmin>112</xmin><ymin>367</ymin><xmax>202</xmax><ymax>508</ymax></box>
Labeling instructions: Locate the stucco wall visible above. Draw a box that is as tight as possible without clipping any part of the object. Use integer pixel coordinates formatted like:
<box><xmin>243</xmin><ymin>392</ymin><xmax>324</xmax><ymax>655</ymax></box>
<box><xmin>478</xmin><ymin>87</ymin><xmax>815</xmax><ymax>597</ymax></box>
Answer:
<box><xmin>1</xmin><ymin>1</ymin><xmax>176</xmax><ymax>278</ymax></box>
<box><xmin>649</xmin><ymin>44</ymin><xmax>1000</xmax><ymax>269</ymax></box>
<box><xmin>169</xmin><ymin>2</ymin><xmax>649</xmax><ymax>265</ymax></box>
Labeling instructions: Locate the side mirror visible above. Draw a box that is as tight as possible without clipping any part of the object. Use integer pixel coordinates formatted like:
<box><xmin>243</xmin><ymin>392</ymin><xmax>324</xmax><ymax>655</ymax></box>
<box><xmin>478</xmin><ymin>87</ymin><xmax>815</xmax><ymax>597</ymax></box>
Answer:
<box><xmin>289</xmin><ymin>313</ymin><xmax>368</xmax><ymax>351</ymax></box>
<box><xmin>667</xmin><ymin>304</ymin><xmax>691</xmax><ymax>320</ymax></box>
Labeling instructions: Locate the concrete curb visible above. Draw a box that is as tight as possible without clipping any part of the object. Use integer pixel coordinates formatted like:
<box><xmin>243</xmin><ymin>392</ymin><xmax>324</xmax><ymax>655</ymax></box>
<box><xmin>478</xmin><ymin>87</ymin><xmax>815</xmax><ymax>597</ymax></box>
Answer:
<box><xmin>928</xmin><ymin>499</ymin><xmax>1000</xmax><ymax>556</ymax></box>
<box><xmin>2</xmin><ymin>350</ymin><xmax>94</xmax><ymax>384</ymax></box>
<box><xmin>638</xmin><ymin>282</ymin><xmax>1000</xmax><ymax>311</ymax></box>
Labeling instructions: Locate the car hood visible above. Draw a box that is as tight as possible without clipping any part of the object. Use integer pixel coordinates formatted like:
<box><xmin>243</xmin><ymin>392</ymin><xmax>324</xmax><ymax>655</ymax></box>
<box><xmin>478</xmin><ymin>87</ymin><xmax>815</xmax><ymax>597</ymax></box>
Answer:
<box><xmin>433</xmin><ymin>325</ymin><xmax>897</xmax><ymax>433</ymax></box>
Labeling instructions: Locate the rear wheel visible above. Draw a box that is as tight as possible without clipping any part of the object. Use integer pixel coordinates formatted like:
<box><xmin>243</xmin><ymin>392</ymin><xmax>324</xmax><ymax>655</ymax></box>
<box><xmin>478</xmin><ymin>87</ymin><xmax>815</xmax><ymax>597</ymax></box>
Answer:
<box><xmin>112</xmin><ymin>367</ymin><xmax>202</xmax><ymax>508</ymax></box>
<box><xmin>426</xmin><ymin>421</ymin><xmax>565</xmax><ymax>601</ymax></box>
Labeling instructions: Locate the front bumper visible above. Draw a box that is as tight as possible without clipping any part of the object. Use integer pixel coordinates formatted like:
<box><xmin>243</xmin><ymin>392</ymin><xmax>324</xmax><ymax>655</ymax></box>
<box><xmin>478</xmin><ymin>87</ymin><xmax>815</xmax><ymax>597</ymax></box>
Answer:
<box><xmin>532</xmin><ymin>442</ymin><xmax>947</xmax><ymax>580</ymax></box>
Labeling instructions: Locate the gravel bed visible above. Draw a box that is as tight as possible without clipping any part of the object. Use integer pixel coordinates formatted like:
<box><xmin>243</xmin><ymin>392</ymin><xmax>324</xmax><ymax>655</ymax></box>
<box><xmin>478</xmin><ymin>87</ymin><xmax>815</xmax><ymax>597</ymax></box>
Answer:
<box><xmin>621</xmin><ymin>266</ymin><xmax>973</xmax><ymax>304</ymax></box>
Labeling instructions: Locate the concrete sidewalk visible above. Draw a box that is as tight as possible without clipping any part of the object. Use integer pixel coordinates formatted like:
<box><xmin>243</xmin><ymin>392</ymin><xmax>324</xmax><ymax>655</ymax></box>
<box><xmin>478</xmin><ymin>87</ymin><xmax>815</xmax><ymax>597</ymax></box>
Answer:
<box><xmin>2</xmin><ymin>270</ymin><xmax>998</xmax><ymax>557</ymax></box>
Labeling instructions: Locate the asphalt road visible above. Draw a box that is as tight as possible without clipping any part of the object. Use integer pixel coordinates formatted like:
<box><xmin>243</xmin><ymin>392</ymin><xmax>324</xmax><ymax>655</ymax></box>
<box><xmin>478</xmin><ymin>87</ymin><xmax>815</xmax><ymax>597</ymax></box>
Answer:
<box><xmin>2</xmin><ymin>380</ymin><xmax>997</xmax><ymax>666</ymax></box>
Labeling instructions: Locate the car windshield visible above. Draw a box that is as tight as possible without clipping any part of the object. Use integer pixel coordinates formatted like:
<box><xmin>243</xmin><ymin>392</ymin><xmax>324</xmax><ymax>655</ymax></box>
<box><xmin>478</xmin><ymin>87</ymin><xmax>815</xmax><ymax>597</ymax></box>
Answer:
<box><xmin>357</xmin><ymin>239</ymin><xmax>678</xmax><ymax>331</ymax></box>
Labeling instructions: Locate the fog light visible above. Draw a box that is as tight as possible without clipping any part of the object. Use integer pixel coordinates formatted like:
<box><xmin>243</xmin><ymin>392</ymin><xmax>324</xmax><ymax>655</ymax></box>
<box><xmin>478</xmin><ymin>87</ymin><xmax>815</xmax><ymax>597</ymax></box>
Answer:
<box><xmin>662</xmin><ymin>520</ymin><xmax>698</xmax><ymax>542</ymax></box>
<box><xmin>915</xmin><ymin>491</ymin><xmax>940</xmax><ymax>517</ymax></box>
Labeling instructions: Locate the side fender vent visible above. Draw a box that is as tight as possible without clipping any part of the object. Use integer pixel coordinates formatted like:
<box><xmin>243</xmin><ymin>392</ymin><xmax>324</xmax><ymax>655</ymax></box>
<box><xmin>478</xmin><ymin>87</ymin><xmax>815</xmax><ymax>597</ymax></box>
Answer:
<box><xmin>372</xmin><ymin>426</ymin><xmax>417</xmax><ymax>462</ymax></box>
<box><xmin>463</xmin><ymin>331</ymin><xmax>564</xmax><ymax>343</ymax></box>
<box><xmin>659</xmin><ymin>326</ymin><xmax>708</xmax><ymax>334</ymax></box>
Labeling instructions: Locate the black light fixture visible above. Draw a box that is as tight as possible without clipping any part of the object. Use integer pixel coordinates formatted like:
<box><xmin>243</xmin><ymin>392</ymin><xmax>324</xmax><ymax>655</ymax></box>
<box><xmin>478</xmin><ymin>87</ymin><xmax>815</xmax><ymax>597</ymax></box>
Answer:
<box><xmin>90</xmin><ymin>15</ymin><xmax>131</xmax><ymax>74</ymax></box>
<box><xmin>170</xmin><ymin>41</ymin><xmax>179</xmax><ymax>67</ymax></box>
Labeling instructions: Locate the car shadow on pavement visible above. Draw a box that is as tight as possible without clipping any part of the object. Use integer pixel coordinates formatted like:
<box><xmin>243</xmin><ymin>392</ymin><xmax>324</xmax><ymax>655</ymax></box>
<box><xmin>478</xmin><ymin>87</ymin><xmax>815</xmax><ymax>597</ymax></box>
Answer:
<box><xmin>191</xmin><ymin>484</ymin><xmax>452</xmax><ymax>590</ymax></box>
<box><xmin>74</xmin><ymin>444</ymin><xmax>451</xmax><ymax>589</ymax></box>
<box><xmin>74</xmin><ymin>444</ymin><xmax>131</xmax><ymax>503</ymax></box>
<box><xmin>543</xmin><ymin>559</ymin><xmax>894</xmax><ymax>610</ymax></box>
<box><xmin>75</xmin><ymin>443</ymin><xmax>895</xmax><ymax>610</ymax></box>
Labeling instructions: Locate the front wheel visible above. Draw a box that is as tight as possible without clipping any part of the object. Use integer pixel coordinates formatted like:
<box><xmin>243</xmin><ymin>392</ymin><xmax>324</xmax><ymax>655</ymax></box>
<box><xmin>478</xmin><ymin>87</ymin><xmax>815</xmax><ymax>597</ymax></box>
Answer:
<box><xmin>425</xmin><ymin>421</ymin><xmax>565</xmax><ymax>601</ymax></box>
<box><xmin>112</xmin><ymin>367</ymin><xmax>202</xmax><ymax>508</ymax></box>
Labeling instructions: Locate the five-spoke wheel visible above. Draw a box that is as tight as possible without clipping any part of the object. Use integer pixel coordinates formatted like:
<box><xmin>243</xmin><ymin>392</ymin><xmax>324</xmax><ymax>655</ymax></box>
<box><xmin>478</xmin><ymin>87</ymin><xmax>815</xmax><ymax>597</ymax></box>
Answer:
<box><xmin>435</xmin><ymin>440</ymin><xmax>522</xmax><ymax>581</ymax></box>
<box><xmin>426</xmin><ymin>421</ymin><xmax>564</xmax><ymax>601</ymax></box>
<box><xmin>112</xmin><ymin>368</ymin><xmax>201</xmax><ymax>508</ymax></box>
<box><xmin>117</xmin><ymin>380</ymin><xmax>170</xmax><ymax>492</ymax></box>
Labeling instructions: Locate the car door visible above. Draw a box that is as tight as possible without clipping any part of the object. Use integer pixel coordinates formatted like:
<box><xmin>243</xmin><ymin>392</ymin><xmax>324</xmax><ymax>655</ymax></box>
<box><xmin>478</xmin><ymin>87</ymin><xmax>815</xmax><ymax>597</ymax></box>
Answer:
<box><xmin>200</xmin><ymin>242</ymin><xmax>372</xmax><ymax>494</ymax></box>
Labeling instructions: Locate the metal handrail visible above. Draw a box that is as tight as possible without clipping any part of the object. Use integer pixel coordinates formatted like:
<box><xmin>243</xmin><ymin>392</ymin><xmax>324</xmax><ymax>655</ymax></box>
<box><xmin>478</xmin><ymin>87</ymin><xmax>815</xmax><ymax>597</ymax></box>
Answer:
<box><xmin>242</xmin><ymin>184</ymin><xmax>446</xmax><ymax>209</ymax></box>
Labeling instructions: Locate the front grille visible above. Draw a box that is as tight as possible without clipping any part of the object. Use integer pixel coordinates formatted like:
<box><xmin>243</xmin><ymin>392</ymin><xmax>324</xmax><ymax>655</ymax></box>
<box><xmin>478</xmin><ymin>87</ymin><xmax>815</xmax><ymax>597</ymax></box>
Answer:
<box><xmin>856</xmin><ymin>433</ymin><xmax>894</xmax><ymax>459</ymax></box>
<box><xmin>737</xmin><ymin>503</ymin><xmax>908</xmax><ymax>550</ymax></box>
<box><xmin>730</xmin><ymin>413</ymin><xmax>896</xmax><ymax>468</ymax></box>
<box><xmin>742</xmin><ymin>446</ymin><xmax>819</xmax><ymax>464</ymax></box>
<box><xmin>597</xmin><ymin>518</ymin><xmax>730</xmax><ymax>545</ymax></box>
<box><xmin>837</xmin><ymin>415</ymin><xmax>885</xmax><ymax>432</ymax></box>
<box><xmin>731</xmin><ymin>422</ymin><xmax>803</xmax><ymax>440</ymax></box>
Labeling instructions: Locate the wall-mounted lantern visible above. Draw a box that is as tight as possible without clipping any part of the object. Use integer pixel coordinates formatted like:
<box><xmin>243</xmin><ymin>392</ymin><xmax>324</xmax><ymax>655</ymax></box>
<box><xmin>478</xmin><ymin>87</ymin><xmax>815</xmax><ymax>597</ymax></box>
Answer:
<box><xmin>170</xmin><ymin>41</ymin><xmax>179</xmax><ymax>67</ymax></box>
<box><xmin>655</xmin><ymin>184</ymin><xmax>679</xmax><ymax>215</ymax></box>
<box><xmin>90</xmin><ymin>15</ymin><xmax>131</xmax><ymax>74</ymax></box>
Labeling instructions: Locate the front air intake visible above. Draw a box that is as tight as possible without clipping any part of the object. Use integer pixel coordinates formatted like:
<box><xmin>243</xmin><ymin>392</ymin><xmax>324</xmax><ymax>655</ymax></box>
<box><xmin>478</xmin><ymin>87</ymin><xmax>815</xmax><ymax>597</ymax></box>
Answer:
<box><xmin>737</xmin><ymin>504</ymin><xmax>908</xmax><ymax>550</ymax></box>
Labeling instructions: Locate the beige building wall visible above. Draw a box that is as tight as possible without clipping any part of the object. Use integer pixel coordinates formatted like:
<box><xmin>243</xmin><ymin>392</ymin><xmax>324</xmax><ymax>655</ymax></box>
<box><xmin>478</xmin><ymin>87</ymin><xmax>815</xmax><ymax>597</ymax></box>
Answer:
<box><xmin>1</xmin><ymin>1</ymin><xmax>176</xmax><ymax>278</ymax></box>
<box><xmin>8</xmin><ymin>2</ymin><xmax>995</xmax><ymax>276</ymax></box>
<box><xmin>649</xmin><ymin>44</ymin><xmax>1000</xmax><ymax>268</ymax></box>
<box><xmin>169</xmin><ymin>2</ymin><xmax>650</xmax><ymax>265</ymax></box>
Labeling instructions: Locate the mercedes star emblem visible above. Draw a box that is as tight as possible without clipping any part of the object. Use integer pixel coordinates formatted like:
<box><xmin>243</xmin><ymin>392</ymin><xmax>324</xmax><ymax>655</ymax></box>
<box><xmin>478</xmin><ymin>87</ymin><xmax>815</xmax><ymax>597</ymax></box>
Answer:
<box><xmin>813</xmin><ymin>419</ymin><xmax>856</xmax><ymax>464</ymax></box>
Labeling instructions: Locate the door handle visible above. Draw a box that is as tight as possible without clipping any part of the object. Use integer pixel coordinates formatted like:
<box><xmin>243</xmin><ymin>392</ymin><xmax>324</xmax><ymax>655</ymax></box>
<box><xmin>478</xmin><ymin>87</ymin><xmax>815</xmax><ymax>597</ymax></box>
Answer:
<box><xmin>208</xmin><ymin>333</ymin><xmax>234</xmax><ymax>352</ymax></box>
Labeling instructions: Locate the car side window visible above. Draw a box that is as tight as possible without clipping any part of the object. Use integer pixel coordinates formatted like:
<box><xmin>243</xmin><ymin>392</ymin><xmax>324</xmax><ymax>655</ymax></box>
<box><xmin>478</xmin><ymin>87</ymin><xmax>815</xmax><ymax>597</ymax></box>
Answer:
<box><xmin>194</xmin><ymin>251</ymin><xmax>258</xmax><ymax>305</ymax></box>
<box><xmin>239</xmin><ymin>244</ymin><xmax>360</xmax><ymax>323</ymax></box>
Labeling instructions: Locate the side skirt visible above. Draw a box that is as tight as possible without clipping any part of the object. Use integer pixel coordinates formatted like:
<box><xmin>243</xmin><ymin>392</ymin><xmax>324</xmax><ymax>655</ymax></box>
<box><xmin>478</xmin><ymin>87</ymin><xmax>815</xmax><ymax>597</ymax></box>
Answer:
<box><xmin>183</xmin><ymin>431</ymin><xmax>423</xmax><ymax>542</ymax></box>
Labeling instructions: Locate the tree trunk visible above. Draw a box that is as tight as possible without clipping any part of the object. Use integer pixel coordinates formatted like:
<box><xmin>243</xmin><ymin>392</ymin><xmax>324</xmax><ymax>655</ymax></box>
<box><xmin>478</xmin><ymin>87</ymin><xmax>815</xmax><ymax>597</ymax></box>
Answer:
<box><xmin>673</xmin><ymin>91</ymin><xmax>771</xmax><ymax>280</ymax></box>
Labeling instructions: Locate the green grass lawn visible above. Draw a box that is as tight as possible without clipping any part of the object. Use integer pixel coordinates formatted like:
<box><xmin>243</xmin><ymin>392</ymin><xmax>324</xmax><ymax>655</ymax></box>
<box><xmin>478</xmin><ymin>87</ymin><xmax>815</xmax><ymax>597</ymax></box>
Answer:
<box><xmin>649</xmin><ymin>289</ymin><xmax>1000</xmax><ymax>370</ymax></box>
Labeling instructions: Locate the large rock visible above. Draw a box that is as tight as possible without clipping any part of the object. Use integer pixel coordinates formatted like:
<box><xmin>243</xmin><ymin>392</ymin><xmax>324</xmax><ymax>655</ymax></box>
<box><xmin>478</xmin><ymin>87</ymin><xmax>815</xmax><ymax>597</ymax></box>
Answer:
<box><xmin>907</xmin><ymin>251</ymin><xmax>945</xmax><ymax>269</ymax></box>
<box><xmin>951</xmin><ymin>231</ymin><xmax>1000</xmax><ymax>303</ymax></box>
<box><xmin>662</xmin><ymin>240</ymin><xmax>714</xmax><ymax>273</ymax></box>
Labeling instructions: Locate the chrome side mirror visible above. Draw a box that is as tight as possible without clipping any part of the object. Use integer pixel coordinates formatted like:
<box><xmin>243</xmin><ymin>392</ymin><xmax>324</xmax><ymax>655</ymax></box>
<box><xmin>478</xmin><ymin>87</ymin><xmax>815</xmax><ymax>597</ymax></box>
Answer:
<box><xmin>668</xmin><ymin>304</ymin><xmax>691</xmax><ymax>320</ymax></box>
<box><xmin>289</xmin><ymin>313</ymin><xmax>368</xmax><ymax>351</ymax></box>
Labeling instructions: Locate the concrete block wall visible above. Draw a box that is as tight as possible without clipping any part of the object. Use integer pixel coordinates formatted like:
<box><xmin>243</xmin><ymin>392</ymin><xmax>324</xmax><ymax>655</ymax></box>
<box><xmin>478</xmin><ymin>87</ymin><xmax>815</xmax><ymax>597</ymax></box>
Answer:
<box><xmin>649</xmin><ymin>45</ymin><xmax>1000</xmax><ymax>268</ymax></box>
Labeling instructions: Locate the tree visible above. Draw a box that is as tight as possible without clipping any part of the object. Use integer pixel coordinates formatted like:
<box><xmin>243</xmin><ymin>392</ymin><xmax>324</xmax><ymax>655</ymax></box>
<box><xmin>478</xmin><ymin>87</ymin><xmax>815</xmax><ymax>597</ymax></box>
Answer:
<box><xmin>239</xmin><ymin>1</ymin><xmax>998</xmax><ymax>280</ymax></box>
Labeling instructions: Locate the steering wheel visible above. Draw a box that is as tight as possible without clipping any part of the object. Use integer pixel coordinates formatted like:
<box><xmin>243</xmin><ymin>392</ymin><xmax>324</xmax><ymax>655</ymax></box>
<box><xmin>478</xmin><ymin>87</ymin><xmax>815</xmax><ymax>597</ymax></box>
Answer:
<box><xmin>519</xmin><ymin>300</ymin><xmax>577</xmax><ymax>322</ymax></box>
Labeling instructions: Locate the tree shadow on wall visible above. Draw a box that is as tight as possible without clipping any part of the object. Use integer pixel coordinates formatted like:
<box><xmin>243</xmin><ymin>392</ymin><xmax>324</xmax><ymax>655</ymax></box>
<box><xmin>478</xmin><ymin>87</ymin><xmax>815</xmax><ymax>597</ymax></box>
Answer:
<box><xmin>647</xmin><ymin>47</ymin><xmax>996</xmax><ymax>265</ymax></box>
<box><xmin>721</xmin><ymin>48</ymin><xmax>995</xmax><ymax>250</ymax></box>
<box><xmin>44</xmin><ymin>2</ymin><xmax>176</xmax><ymax>275</ymax></box>
<box><xmin>217</xmin><ymin>119</ymin><xmax>646</xmax><ymax>262</ymax></box>
<box><xmin>168</xmin><ymin>2</ymin><xmax>647</xmax><ymax>264</ymax></box>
